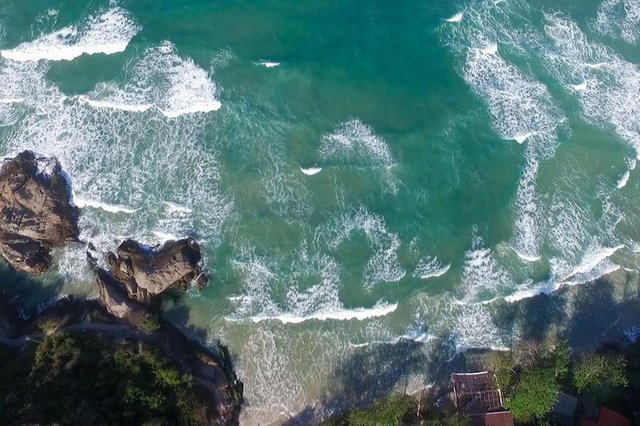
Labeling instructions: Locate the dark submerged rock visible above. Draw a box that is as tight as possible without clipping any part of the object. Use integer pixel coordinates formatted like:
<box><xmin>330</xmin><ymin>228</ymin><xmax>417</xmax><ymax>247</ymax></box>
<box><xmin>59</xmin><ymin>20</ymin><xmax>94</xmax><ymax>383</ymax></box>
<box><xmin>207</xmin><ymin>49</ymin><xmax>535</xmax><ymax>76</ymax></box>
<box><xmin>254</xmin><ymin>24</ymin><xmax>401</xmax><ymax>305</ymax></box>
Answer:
<box><xmin>0</xmin><ymin>151</ymin><xmax>78</xmax><ymax>274</ymax></box>
<box><xmin>108</xmin><ymin>238</ymin><xmax>207</xmax><ymax>304</ymax></box>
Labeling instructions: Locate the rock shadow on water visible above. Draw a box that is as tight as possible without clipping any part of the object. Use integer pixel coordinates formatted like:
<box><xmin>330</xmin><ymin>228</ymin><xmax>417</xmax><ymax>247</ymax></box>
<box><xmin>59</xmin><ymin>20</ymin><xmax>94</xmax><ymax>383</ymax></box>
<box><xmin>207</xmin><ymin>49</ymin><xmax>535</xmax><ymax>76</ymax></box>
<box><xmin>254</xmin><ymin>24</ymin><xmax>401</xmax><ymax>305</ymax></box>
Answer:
<box><xmin>285</xmin><ymin>270</ymin><xmax>640</xmax><ymax>425</ymax></box>
<box><xmin>284</xmin><ymin>339</ymin><xmax>430</xmax><ymax>425</ymax></box>
<box><xmin>0</xmin><ymin>261</ymin><xmax>66</xmax><ymax>312</ymax></box>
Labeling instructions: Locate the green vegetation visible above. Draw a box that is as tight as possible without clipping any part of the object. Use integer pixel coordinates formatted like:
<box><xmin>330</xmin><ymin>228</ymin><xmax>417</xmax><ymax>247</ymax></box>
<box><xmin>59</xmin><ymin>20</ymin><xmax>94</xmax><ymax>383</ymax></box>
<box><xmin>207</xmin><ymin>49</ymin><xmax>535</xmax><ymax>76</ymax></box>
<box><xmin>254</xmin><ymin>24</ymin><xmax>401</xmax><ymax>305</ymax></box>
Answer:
<box><xmin>0</xmin><ymin>331</ymin><xmax>208</xmax><ymax>425</ymax></box>
<box><xmin>315</xmin><ymin>338</ymin><xmax>640</xmax><ymax>426</ymax></box>
<box><xmin>505</xmin><ymin>341</ymin><xmax>570</xmax><ymax>423</ymax></box>
<box><xmin>574</xmin><ymin>353</ymin><xmax>628</xmax><ymax>404</ymax></box>
<box><xmin>322</xmin><ymin>394</ymin><xmax>411</xmax><ymax>426</ymax></box>
<box><xmin>135</xmin><ymin>313</ymin><xmax>161</xmax><ymax>333</ymax></box>
<box><xmin>346</xmin><ymin>394</ymin><xmax>411</xmax><ymax>426</ymax></box>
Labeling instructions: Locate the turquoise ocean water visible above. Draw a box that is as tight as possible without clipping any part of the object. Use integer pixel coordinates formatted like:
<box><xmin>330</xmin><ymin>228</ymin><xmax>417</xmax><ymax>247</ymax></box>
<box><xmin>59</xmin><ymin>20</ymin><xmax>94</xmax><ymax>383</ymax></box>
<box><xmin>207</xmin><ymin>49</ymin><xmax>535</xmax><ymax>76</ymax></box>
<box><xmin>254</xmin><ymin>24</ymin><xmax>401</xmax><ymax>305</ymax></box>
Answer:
<box><xmin>1</xmin><ymin>0</ymin><xmax>640</xmax><ymax>423</ymax></box>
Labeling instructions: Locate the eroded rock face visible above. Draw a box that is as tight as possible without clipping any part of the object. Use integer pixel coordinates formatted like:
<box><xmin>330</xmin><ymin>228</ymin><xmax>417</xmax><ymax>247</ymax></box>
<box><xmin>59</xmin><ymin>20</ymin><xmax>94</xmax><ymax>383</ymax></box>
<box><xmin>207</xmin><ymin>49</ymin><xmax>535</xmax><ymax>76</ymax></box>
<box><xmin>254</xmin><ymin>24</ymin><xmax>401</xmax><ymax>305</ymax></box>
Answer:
<box><xmin>0</xmin><ymin>151</ymin><xmax>79</xmax><ymax>274</ymax></box>
<box><xmin>95</xmin><ymin>268</ymin><xmax>149</xmax><ymax>324</ymax></box>
<box><xmin>108</xmin><ymin>238</ymin><xmax>207</xmax><ymax>304</ymax></box>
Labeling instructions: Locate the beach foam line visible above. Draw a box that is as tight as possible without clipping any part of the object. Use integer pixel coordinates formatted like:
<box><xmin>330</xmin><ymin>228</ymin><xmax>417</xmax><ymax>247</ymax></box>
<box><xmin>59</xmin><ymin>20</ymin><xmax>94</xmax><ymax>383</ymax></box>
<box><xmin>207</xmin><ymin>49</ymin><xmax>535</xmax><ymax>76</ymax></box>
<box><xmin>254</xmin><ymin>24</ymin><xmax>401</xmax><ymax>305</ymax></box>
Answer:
<box><xmin>300</xmin><ymin>166</ymin><xmax>322</xmax><ymax>176</ymax></box>
<box><xmin>446</xmin><ymin>12</ymin><xmax>464</xmax><ymax>23</ymax></box>
<box><xmin>247</xmin><ymin>302</ymin><xmax>398</xmax><ymax>324</ymax></box>
<box><xmin>74</xmin><ymin>197</ymin><xmax>138</xmax><ymax>214</ymax></box>
<box><xmin>570</xmin><ymin>244</ymin><xmax>624</xmax><ymax>276</ymax></box>
<box><xmin>503</xmin><ymin>281</ymin><xmax>558</xmax><ymax>303</ymax></box>
<box><xmin>0</xmin><ymin>7</ymin><xmax>140</xmax><ymax>62</ymax></box>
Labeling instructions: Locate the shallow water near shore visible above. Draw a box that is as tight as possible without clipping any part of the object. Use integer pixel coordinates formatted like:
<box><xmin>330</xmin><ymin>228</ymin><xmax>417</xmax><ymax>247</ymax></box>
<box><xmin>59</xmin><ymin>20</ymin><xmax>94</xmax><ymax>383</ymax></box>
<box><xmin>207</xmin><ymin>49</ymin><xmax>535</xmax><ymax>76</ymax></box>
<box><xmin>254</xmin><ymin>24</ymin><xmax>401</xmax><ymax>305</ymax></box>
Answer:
<box><xmin>1</xmin><ymin>0</ymin><xmax>640</xmax><ymax>423</ymax></box>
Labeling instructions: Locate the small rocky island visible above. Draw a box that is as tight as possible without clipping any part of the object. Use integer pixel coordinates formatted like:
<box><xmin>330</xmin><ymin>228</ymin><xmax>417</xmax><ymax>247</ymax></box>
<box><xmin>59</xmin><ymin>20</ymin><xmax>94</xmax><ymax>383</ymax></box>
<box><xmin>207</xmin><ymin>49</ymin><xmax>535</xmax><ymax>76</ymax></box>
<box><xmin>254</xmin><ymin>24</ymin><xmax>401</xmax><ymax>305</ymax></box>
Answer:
<box><xmin>0</xmin><ymin>151</ymin><xmax>79</xmax><ymax>274</ymax></box>
<box><xmin>0</xmin><ymin>151</ymin><xmax>243</xmax><ymax>425</ymax></box>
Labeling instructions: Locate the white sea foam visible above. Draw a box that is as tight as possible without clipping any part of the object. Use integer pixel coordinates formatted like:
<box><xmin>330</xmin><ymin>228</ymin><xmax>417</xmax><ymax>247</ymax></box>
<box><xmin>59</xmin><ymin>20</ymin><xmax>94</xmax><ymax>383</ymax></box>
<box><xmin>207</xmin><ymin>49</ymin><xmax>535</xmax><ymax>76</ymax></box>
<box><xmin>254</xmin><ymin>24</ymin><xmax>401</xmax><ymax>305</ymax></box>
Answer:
<box><xmin>595</xmin><ymin>0</ymin><xmax>640</xmax><ymax>43</ymax></box>
<box><xmin>446</xmin><ymin>12</ymin><xmax>465</xmax><ymax>23</ymax></box>
<box><xmin>503</xmin><ymin>280</ymin><xmax>558</xmax><ymax>303</ymax></box>
<box><xmin>81</xmin><ymin>42</ymin><xmax>222</xmax><ymax>118</ymax></box>
<box><xmin>453</xmin><ymin>11</ymin><xmax>564</xmax><ymax>261</ymax></box>
<box><xmin>460</xmin><ymin>234</ymin><xmax>512</xmax><ymax>302</ymax></box>
<box><xmin>152</xmin><ymin>231</ymin><xmax>179</xmax><ymax>242</ymax></box>
<box><xmin>250</xmin><ymin>302</ymin><xmax>397</xmax><ymax>324</ymax></box>
<box><xmin>413</xmin><ymin>256</ymin><xmax>451</xmax><ymax>279</ymax></box>
<box><xmin>463</xmin><ymin>36</ymin><xmax>560</xmax><ymax>148</ymax></box>
<box><xmin>2</xmin><ymin>37</ymin><xmax>230</xmax><ymax>276</ymax></box>
<box><xmin>317</xmin><ymin>119</ymin><xmax>398</xmax><ymax>193</ymax></box>
<box><xmin>452</xmin><ymin>304</ymin><xmax>505</xmax><ymax>352</ymax></box>
<box><xmin>0</xmin><ymin>97</ymin><xmax>24</xmax><ymax>104</ymax></box>
<box><xmin>256</xmin><ymin>61</ymin><xmax>280</xmax><ymax>68</ymax></box>
<box><xmin>319</xmin><ymin>120</ymin><xmax>393</xmax><ymax>166</ymax></box>
<box><xmin>512</xmin><ymin>245</ymin><xmax>542</xmax><ymax>262</ymax></box>
<box><xmin>78</xmin><ymin>96</ymin><xmax>153</xmax><ymax>112</ymax></box>
<box><xmin>479</xmin><ymin>42</ymin><xmax>498</xmax><ymax>55</ymax></box>
<box><xmin>617</xmin><ymin>170</ymin><xmax>631</xmax><ymax>188</ymax></box>
<box><xmin>300</xmin><ymin>166</ymin><xmax>322</xmax><ymax>176</ymax></box>
<box><xmin>163</xmin><ymin>201</ymin><xmax>193</xmax><ymax>213</ymax></box>
<box><xmin>567</xmin><ymin>244</ymin><xmax>624</xmax><ymax>277</ymax></box>
<box><xmin>513</xmin><ymin>132</ymin><xmax>535</xmax><ymax>144</ymax></box>
<box><xmin>73</xmin><ymin>197</ymin><xmax>138</xmax><ymax>214</ymax></box>
<box><xmin>324</xmin><ymin>207</ymin><xmax>406</xmax><ymax>288</ymax></box>
<box><xmin>544</xmin><ymin>14</ymin><xmax>640</xmax><ymax>156</ymax></box>
<box><xmin>570</xmin><ymin>81</ymin><xmax>588</xmax><ymax>91</ymax></box>
<box><xmin>229</xmin><ymin>247</ymin><xmax>379</xmax><ymax>323</ymax></box>
<box><xmin>158</xmin><ymin>100</ymin><xmax>222</xmax><ymax>118</ymax></box>
<box><xmin>0</xmin><ymin>7</ymin><xmax>140</xmax><ymax>62</ymax></box>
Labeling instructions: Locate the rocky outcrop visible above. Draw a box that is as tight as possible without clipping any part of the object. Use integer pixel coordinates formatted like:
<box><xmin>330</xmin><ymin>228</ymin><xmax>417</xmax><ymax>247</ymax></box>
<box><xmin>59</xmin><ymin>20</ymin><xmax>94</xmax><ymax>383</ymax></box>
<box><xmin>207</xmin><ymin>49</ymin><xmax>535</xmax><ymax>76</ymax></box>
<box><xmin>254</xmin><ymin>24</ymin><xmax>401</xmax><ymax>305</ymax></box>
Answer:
<box><xmin>95</xmin><ymin>268</ymin><xmax>149</xmax><ymax>325</ymax></box>
<box><xmin>93</xmin><ymin>245</ymin><xmax>242</xmax><ymax>425</ymax></box>
<box><xmin>107</xmin><ymin>238</ymin><xmax>207</xmax><ymax>304</ymax></box>
<box><xmin>0</xmin><ymin>151</ymin><xmax>242</xmax><ymax>424</ymax></box>
<box><xmin>0</xmin><ymin>151</ymin><xmax>78</xmax><ymax>274</ymax></box>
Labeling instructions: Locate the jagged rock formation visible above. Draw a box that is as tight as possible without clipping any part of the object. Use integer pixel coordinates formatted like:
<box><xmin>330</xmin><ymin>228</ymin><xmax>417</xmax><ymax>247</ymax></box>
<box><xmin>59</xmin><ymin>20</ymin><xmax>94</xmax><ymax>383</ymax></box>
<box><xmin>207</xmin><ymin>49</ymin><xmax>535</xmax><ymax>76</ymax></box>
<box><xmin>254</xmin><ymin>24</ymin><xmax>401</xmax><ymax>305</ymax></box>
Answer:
<box><xmin>0</xmin><ymin>152</ymin><xmax>242</xmax><ymax>424</ymax></box>
<box><xmin>108</xmin><ymin>238</ymin><xmax>207</xmax><ymax>304</ymax></box>
<box><xmin>0</xmin><ymin>151</ymin><xmax>78</xmax><ymax>274</ymax></box>
<box><xmin>95</xmin><ymin>268</ymin><xmax>149</xmax><ymax>324</ymax></box>
<box><xmin>94</xmin><ymin>247</ymin><xmax>242</xmax><ymax>425</ymax></box>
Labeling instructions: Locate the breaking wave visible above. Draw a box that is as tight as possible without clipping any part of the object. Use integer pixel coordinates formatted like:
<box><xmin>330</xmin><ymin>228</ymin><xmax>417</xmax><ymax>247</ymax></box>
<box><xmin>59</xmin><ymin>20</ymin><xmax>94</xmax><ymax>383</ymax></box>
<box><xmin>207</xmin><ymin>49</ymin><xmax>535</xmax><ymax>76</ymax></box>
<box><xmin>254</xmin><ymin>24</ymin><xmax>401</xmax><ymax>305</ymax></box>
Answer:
<box><xmin>1</xmin><ymin>7</ymin><xmax>140</xmax><ymax>62</ymax></box>
<box><xmin>81</xmin><ymin>41</ymin><xmax>222</xmax><ymax>117</ymax></box>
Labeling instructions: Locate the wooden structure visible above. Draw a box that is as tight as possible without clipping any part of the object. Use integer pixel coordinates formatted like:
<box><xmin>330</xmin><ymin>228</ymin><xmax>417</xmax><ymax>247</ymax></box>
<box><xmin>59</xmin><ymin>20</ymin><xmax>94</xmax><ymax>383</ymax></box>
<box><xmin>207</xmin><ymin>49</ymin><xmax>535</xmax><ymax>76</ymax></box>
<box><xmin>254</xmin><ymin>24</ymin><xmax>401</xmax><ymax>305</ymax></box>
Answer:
<box><xmin>452</xmin><ymin>371</ymin><xmax>504</xmax><ymax>414</ymax></box>
<box><xmin>453</xmin><ymin>371</ymin><xmax>514</xmax><ymax>426</ymax></box>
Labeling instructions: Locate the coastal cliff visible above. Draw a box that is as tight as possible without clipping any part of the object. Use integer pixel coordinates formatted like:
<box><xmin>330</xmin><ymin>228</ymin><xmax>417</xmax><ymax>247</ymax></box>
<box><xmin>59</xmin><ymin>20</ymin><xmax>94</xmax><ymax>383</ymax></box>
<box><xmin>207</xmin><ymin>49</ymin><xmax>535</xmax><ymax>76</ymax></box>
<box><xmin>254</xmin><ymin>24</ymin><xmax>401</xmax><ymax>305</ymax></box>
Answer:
<box><xmin>0</xmin><ymin>152</ymin><xmax>242</xmax><ymax>425</ymax></box>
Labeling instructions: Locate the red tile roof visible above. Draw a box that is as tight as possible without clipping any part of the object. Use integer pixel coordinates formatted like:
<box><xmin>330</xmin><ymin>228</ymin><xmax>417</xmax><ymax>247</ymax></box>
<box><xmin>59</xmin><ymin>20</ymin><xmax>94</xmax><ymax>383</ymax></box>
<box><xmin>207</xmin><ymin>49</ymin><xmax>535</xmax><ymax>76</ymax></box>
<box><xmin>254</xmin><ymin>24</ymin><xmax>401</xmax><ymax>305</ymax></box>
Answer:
<box><xmin>471</xmin><ymin>411</ymin><xmax>515</xmax><ymax>426</ymax></box>
<box><xmin>581</xmin><ymin>407</ymin><xmax>631</xmax><ymax>426</ymax></box>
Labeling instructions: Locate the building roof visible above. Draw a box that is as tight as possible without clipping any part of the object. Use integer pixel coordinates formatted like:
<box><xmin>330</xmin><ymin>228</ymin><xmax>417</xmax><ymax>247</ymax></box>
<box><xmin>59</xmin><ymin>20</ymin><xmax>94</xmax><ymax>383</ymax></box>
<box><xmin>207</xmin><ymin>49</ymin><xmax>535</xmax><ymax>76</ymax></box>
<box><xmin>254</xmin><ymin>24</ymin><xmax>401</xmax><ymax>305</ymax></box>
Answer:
<box><xmin>551</xmin><ymin>392</ymin><xmax>578</xmax><ymax>426</ymax></box>
<box><xmin>581</xmin><ymin>407</ymin><xmax>631</xmax><ymax>426</ymax></box>
<box><xmin>471</xmin><ymin>411</ymin><xmax>515</xmax><ymax>426</ymax></box>
<box><xmin>452</xmin><ymin>371</ymin><xmax>504</xmax><ymax>414</ymax></box>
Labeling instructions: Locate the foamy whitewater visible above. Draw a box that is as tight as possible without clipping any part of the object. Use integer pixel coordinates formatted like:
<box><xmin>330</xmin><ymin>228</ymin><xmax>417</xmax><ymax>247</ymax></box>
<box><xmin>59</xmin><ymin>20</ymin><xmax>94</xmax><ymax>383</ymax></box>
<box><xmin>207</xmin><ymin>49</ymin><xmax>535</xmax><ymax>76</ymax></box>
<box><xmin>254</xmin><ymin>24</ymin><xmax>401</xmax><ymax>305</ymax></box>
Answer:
<box><xmin>2</xmin><ymin>0</ymin><xmax>640</xmax><ymax>423</ymax></box>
